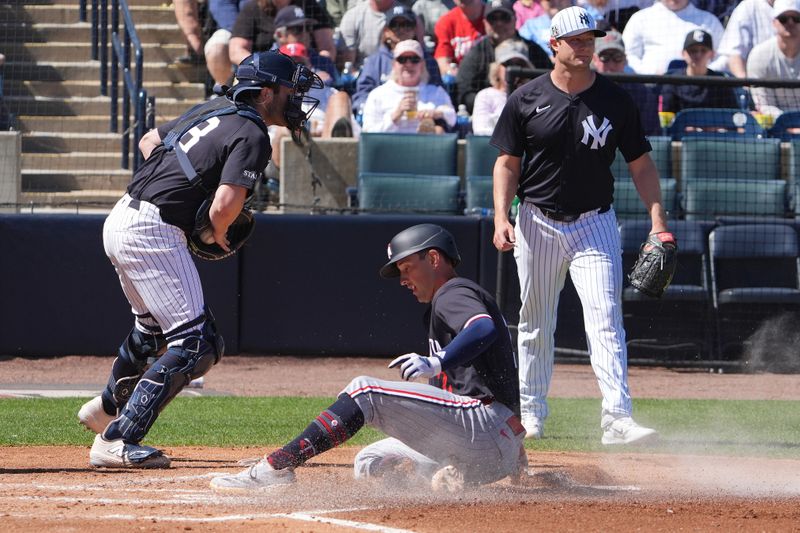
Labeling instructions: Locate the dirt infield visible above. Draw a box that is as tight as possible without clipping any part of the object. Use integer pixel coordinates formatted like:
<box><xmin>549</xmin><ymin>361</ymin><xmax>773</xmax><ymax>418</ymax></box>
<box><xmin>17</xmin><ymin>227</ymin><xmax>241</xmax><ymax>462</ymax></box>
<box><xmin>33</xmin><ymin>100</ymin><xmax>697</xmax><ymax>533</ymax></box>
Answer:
<box><xmin>1</xmin><ymin>356</ymin><xmax>799</xmax><ymax>532</ymax></box>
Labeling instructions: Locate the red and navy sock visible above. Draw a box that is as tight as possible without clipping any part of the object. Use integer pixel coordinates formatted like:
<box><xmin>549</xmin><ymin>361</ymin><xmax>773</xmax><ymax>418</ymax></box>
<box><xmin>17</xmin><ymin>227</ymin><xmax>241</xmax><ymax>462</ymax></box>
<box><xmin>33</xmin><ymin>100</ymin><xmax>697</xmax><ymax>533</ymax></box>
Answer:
<box><xmin>267</xmin><ymin>393</ymin><xmax>364</xmax><ymax>470</ymax></box>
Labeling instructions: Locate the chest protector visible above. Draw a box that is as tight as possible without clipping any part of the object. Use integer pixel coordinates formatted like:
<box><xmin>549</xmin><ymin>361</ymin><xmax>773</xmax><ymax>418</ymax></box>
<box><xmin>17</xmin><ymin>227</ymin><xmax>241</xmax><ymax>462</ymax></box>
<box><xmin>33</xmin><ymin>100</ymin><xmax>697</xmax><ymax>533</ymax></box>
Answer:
<box><xmin>161</xmin><ymin>97</ymin><xmax>269</xmax><ymax>190</ymax></box>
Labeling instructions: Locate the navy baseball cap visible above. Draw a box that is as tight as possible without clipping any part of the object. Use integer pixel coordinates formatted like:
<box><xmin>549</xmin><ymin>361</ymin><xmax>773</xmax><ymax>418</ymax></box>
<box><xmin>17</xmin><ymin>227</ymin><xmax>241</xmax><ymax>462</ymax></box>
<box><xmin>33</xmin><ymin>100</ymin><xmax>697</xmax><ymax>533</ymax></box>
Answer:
<box><xmin>386</xmin><ymin>5</ymin><xmax>416</xmax><ymax>25</ymax></box>
<box><xmin>274</xmin><ymin>5</ymin><xmax>317</xmax><ymax>29</ymax></box>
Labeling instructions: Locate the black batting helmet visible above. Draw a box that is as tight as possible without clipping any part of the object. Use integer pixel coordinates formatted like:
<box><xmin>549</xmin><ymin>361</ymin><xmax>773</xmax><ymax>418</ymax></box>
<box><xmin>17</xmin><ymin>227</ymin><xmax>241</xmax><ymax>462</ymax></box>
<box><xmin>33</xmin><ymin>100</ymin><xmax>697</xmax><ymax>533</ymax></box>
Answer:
<box><xmin>380</xmin><ymin>224</ymin><xmax>461</xmax><ymax>278</ymax></box>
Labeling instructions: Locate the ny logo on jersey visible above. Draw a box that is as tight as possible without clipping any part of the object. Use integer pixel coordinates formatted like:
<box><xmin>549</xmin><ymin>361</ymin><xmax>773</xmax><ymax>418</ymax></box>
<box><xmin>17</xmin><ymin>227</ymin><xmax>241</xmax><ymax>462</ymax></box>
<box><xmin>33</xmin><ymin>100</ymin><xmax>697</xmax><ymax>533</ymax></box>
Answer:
<box><xmin>580</xmin><ymin>115</ymin><xmax>613</xmax><ymax>149</ymax></box>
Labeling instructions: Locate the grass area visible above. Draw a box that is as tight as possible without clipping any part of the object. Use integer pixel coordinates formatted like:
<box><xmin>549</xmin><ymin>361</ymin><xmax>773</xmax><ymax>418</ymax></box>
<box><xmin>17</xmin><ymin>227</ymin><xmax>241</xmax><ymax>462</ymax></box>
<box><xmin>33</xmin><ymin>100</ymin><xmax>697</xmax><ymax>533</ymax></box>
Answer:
<box><xmin>0</xmin><ymin>397</ymin><xmax>798</xmax><ymax>458</ymax></box>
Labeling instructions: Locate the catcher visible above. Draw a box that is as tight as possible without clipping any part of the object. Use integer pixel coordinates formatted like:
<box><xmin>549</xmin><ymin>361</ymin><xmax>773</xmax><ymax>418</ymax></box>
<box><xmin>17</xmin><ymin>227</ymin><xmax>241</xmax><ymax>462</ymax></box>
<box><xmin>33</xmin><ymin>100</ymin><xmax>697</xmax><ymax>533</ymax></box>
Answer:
<box><xmin>77</xmin><ymin>50</ymin><xmax>322</xmax><ymax>468</ymax></box>
<box><xmin>209</xmin><ymin>224</ymin><xmax>527</xmax><ymax>493</ymax></box>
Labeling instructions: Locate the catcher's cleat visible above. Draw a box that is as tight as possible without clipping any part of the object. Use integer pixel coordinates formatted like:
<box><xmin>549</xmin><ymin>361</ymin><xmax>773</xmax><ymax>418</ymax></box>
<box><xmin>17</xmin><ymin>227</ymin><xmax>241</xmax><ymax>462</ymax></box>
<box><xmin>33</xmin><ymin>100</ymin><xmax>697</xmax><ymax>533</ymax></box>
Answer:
<box><xmin>521</xmin><ymin>416</ymin><xmax>544</xmax><ymax>440</ymax></box>
<box><xmin>210</xmin><ymin>459</ymin><xmax>296</xmax><ymax>492</ymax></box>
<box><xmin>431</xmin><ymin>465</ymin><xmax>465</xmax><ymax>493</ymax></box>
<box><xmin>78</xmin><ymin>396</ymin><xmax>116</xmax><ymax>434</ymax></box>
<box><xmin>601</xmin><ymin>412</ymin><xmax>658</xmax><ymax>445</ymax></box>
<box><xmin>90</xmin><ymin>434</ymin><xmax>171</xmax><ymax>468</ymax></box>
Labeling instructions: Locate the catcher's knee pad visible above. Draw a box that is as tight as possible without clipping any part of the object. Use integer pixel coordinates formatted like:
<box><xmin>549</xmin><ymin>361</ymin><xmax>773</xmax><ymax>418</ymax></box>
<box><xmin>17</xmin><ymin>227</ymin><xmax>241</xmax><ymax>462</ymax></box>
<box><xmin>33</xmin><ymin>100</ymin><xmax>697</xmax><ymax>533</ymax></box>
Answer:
<box><xmin>105</xmin><ymin>327</ymin><xmax>167</xmax><ymax>407</ymax></box>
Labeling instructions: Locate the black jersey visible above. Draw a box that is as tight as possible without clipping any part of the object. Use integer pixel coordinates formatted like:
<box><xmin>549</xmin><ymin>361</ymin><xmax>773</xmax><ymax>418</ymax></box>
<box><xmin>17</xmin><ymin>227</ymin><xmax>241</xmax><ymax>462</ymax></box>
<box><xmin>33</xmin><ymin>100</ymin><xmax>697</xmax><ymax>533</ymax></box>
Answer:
<box><xmin>426</xmin><ymin>277</ymin><xmax>519</xmax><ymax>416</ymax></box>
<box><xmin>490</xmin><ymin>73</ymin><xmax>651</xmax><ymax>214</ymax></box>
<box><xmin>127</xmin><ymin>110</ymin><xmax>271</xmax><ymax>233</ymax></box>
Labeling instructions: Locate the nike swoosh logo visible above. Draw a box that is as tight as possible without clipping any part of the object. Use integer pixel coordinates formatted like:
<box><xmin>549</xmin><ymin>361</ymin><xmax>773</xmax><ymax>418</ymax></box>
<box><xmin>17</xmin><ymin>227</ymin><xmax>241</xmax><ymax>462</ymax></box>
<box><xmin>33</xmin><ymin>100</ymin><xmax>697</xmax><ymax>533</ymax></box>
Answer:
<box><xmin>536</xmin><ymin>105</ymin><xmax>551</xmax><ymax>113</ymax></box>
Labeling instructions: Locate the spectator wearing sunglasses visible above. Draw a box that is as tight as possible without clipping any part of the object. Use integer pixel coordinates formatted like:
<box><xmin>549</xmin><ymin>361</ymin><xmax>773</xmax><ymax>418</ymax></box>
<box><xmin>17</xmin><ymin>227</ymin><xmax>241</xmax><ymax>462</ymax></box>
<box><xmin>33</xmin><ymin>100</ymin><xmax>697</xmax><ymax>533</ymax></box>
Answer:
<box><xmin>660</xmin><ymin>30</ymin><xmax>738</xmax><ymax>114</ymax></box>
<box><xmin>717</xmin><ymin>0</ymin><xmax>776</xmax><ymax>78</ymax></box>
<box><xmin>353</xmin><ymin>6</ymin><xmax>443</xmax><ymax>116</ymax></box>
<box><xmin>362</xmin><ymin>40</ymin><xmax>456</xmax><ymax>133</ymax></box>
<box><xmin>748</xmin><ymin>0</ymin><xmax>800</xmax><ymax>117</ymax></box>
<box><xmin>456</xmin><ymin>0</ymin><xmax>552</xmax><ymax>113</ymax></box>
<box><xmin>592</xmin><ymin>30</ymin><xmax>660</xmax><ymax>135</ymax></box>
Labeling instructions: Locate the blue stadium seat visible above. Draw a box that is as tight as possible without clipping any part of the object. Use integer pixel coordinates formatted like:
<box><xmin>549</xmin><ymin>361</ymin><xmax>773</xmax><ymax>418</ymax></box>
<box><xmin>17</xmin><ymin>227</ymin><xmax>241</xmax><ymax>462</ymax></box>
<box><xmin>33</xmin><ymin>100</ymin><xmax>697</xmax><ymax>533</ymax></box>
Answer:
<box><xmin>668</xmin><ymin>108</ymin><xmax>765</xmax><ymax>140</ymax></box>
<box><xmin>619</xmin><ymin>219</ymin><xmax>715</xmax><ymax>361</ymax></box>
<box><xmin>709</xmin><ymin>223</ymin><xmax>800</xmax><ymax>359</ymax></box>
<box><xmin>768</xmin><ymin>111</ymin><xmax>800</xmax><ymax>141</ymax></box>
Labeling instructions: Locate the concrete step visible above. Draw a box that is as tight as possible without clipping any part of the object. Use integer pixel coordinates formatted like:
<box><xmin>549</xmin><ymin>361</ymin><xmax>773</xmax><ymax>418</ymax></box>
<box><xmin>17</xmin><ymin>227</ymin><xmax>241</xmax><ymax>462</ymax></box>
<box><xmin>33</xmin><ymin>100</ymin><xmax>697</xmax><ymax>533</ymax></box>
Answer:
<box><xmin>6</xmin><ymin>80</ymin><xmax>206</xmax><ymax>100</ymax></box>
<box><xmin>6</xmin><ymin>95</ymin><xmax>202</xmax><ymax>117</ymax></box>
<box><xmin>22</xmin><ymin>163</ymin><xmax>133</xmax><ymax>190</ymax></box>
<box><xmin>22</xmin><ymin>131</ymin><xmax>124</xmax><ymax>153</ymax></box>
<box><xmin>19</xmin><ymin>190</ymin><xmax>126</xmax><ymax>209</ymax></box>
<box><xmin>1</xmin><ymin>4</ymin><xmax>176</xmax><ymax>25</ymax></box>
<box><xmin>16</xmin><ymin>115</ymin><xmax>146</xmax><ymax>134</ymax></box>
<box><xmin>2</xmin><ymin>41</ymin><xmax>191</xmax><ymax>64</ymax></box>
<box><xmin>22</xmin><ymin>152</ymin><xmax>132</xmax><ymax>173</ymax></box>
<box><xmin>0</xmin><ymin>22</ymin><xmax>185</xmax><ymax>45</ymax></box>
<box><xmin>4</xmin><ymin>60</ymin><xmax>209</xmax><ymax>84</ymax></box>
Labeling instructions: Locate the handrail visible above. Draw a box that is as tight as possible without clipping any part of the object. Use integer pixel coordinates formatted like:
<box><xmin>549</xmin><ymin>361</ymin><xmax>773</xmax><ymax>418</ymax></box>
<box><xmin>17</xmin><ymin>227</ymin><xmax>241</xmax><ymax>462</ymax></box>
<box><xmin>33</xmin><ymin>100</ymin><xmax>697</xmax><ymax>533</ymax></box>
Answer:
<box><xmin>79</xmin><ymin>0</ymin><xmax>156</xmax><ymax>171</ymax></box>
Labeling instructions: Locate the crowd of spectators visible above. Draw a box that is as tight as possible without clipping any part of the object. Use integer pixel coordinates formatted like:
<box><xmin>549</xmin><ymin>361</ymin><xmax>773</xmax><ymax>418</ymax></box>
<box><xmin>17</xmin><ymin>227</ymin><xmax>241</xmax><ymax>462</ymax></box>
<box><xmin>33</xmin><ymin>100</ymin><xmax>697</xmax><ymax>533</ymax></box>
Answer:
<box><xmin>170</xmin><ymin>0</ymin><xmax>800</xmax><ymax>151</ymax></box>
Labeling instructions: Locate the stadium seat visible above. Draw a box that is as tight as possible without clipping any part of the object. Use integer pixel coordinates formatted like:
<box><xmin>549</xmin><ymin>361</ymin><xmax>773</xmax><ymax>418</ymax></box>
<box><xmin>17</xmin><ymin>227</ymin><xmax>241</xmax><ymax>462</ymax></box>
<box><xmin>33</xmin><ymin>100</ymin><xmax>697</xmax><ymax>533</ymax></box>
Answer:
<box><xmin>358</xmin><ymin>132</ymin><xmax>459</xmax><ymax>176</ymax></box>
<box><xmin>709</xmin><ymin>223</ymin><xmax>800</xmax><ymax>360</ymax></box>
<box><xmin>465</xmin><ymin>175</ymin><xmax>493</xmax><ymax>212</ymax></box>
<box><xmin>682</xmin><ymin>180</ymin><xmax>787</xmax><ymax>220</ymax></box>
<box><xmin>619</xmin><ymin>219</ymin><xmax>715</xmax><ymax>361</ymax></box>
<box><xmin>680</xmin><ymin>137</ymin><xmax>781</xmax><ymax>182</ymax></box>
<box><xmin>668</xmin><ymin>108</ymin><xmax>765</xmax><ymax>140</ymax></box>
<box><xmin>768</xmin><ymin>110</ymin><xmax>800</xmax><ymax>141</ymax></box>
<box><xmin>609</xmin><ymin>136</ymin><xmax>672</xmax><ymax>181</ymax></box>
<box><xmin>355</xmin><ymin>173</ymin><xmax>461</xmax><ymax>215</ymax></box>
<box><xmin>614</xmin><ymin>178</ymin><xmax>678</xmax><ymax>219</ymax></box>
<box><xmin>463</xmin><ymin>135</ymin><xmax>499</xmax><ymax>213</ymax></box>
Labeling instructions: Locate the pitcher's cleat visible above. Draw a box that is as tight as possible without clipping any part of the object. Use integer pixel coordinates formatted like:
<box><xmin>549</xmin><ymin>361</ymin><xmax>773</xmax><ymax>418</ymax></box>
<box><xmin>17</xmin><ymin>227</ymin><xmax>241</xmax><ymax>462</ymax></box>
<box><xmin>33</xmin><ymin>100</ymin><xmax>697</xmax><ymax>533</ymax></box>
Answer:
<box><xmin>431</xmin><ymin>465</ymin><xmax>465</xmax><ymax>493</ymax></box>
<box><xmin>521</xmin><ymin>416</ymin><xmax>544</xmax><ymax>439</ymax></box>
<box><xmin>601</xmin><ymin>411</ymin><xmax>658</xmax><ymax>445</ymax></box>
<box><xmin>210</xmin><ymin>459</ymin><xmax>296</xmax><ymax>492</ymax></box>
<box><xmin>89</xmin><ymin>433</ymin><xmax>171</xmax><ymax>468</ymax></box>
<box><xmin>78</xmin><ymin>396</ymin><xmax>116</xmax><ymax>434</ymax></box>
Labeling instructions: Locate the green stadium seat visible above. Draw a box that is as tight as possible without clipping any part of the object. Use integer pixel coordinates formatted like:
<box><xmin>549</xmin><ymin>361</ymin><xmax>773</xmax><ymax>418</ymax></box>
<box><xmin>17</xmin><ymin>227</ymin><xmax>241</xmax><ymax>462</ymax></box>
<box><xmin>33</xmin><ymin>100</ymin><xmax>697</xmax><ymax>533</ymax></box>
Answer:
<box><xmin>682</xmin><ymin>180</ymin><xmax>787</xmax><ymax>220</ymax></box>
<box><xmin>465</xmin><ymin>135</ymin><xmax>498</xmax><ymax>179</ymax></box>
<box><xmin>465</xmin><ymin>175</ymin><xmax>493</xmax><ymax>211</ymax></box>
<box><xmin>614</xmin><ymin>177</ymin><xmax>677</xmax><ymax>219</ymax></box>
<box><xmin>356</xmin><ymin>173</ymin><xmax>461</xmax><ymax>215</ymax></box>
<box><xmin>680</xmin><ymin>137</ymin><xmax>781</xmax><ymax>182</ymax></box>
<box><xmin>609</xmin><ymin>136</ymin><xmax>672</xmax><ymax>180</ymax></box>
<box><xmin>358</xmin><ymin>133</ymin><xmax>459</xmax><ymax>176</ymax></box>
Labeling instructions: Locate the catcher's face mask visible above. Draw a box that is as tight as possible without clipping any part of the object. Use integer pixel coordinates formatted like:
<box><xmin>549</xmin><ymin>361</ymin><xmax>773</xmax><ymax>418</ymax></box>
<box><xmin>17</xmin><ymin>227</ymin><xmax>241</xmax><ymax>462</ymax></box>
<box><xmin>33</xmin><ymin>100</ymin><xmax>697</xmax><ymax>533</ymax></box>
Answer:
<box><xmin>283</xmin><ymin>62</ymin><xmax>324</xmax><ymax>133</ymax></box>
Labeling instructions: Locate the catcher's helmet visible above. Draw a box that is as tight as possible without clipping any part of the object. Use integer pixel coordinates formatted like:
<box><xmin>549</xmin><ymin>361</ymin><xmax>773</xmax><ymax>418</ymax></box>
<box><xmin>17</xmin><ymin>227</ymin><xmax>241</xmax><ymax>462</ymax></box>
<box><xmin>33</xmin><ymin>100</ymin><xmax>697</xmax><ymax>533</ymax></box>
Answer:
<box><xmin>226</xmin><ymin>50</ymin><xmax>323</xmax><ymax>133</ymax></box>
<box><xmin>380</xmin><ymin>224</ymin><xmax>461</xmax><ymax>278</ymax></box>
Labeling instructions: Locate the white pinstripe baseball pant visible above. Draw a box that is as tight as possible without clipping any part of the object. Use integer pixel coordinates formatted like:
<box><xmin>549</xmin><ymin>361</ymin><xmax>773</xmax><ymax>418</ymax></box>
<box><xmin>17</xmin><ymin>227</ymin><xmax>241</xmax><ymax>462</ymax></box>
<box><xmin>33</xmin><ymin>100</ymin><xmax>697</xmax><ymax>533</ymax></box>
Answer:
<box><xmin>103</xmin><ymin>194</ymin><xmax>206</xmax><ymax>345</ymax></box>
<box><xmin>514</xmin><ymin>202</ymin><xmax>632</xmax><ymax>424</ymax></box>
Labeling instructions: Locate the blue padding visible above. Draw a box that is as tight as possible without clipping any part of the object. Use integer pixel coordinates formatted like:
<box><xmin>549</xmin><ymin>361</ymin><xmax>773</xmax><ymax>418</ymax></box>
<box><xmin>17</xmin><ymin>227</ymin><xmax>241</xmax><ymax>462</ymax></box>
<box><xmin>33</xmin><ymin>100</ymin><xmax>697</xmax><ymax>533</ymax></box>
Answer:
<box><xmin>0</xmin><ymin>214</ymin><xmax>239</xmax><ymax>355</ymax></box>
<box><xmin>238</xmin><ymin>214</ymin><xmax>483</xmax><ymax>355</ymax></box>
<box><xmin>618</xmin><ymin>219</ymin><xmax>711</xmax><ymax>255</ymax></box>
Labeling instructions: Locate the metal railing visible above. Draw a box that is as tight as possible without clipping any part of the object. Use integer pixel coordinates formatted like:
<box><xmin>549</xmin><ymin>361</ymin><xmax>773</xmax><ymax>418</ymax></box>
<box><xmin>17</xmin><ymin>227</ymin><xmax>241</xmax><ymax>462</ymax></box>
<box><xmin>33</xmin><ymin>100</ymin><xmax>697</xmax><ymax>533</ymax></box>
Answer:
<box><xmin>79</xmin><ymin>0</ymin><xmax>155</xmax><ymax>171</ymax></box>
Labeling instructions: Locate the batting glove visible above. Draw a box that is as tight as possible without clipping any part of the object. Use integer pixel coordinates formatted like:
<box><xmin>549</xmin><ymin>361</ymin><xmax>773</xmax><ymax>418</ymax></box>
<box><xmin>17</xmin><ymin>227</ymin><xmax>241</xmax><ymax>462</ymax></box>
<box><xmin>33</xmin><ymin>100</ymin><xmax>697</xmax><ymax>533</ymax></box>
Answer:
<box><xmin>388</xmin><ymin>352</ymin><xmax>443</xmax><ymax>381</ymax></box>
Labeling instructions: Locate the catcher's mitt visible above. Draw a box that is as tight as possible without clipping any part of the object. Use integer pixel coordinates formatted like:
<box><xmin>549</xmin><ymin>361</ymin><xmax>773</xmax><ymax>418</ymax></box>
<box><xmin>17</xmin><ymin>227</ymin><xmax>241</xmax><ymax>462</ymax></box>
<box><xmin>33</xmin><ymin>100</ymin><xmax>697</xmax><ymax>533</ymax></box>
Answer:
<box><xmin>188</xmin><ymin>196</ymin><xmax>255</xmax><ymax>261</ymax></box>
<box><xmin>628</xmin><ymin>231</ymin><xmax>678</xmax><ymax>298</ymax></box>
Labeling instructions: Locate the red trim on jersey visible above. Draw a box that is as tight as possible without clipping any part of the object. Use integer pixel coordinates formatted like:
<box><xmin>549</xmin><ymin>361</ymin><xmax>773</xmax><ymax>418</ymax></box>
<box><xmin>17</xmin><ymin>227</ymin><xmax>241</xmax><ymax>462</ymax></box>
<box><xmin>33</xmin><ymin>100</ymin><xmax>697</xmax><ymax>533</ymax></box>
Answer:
<box><xmin>463</xmin><ymin>313</ymin><xmax>492</xmax><ymax>330</ymax></box>
<box><xmin>348</xmin><ymin>384</ymin><xmax>483</xmax><ymax>408</ymax></box>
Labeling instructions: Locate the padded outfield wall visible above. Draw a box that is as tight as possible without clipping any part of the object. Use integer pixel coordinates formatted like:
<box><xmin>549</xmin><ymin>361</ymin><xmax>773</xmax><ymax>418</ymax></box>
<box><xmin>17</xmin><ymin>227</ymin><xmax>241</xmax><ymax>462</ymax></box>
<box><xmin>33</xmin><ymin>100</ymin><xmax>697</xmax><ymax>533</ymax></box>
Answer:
<box><xmin>0</xmin><ymin>213</ymin><xmax>589</xmax><ymax>358</ymax></box>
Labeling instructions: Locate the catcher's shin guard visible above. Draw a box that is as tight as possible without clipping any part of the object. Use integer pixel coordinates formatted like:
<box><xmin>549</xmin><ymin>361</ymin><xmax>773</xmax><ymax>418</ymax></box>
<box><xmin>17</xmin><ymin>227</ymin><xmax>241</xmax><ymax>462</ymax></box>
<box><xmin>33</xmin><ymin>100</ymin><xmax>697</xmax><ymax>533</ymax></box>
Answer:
<box><xmin>103</xmin><ymin>328</ymin><xmax>223</xmax><ymax>443</ymax></box>
<box><xmin>102</xmin><ymin>325</ymin><xmax>166</xmax><ymax>412</ymax></box>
